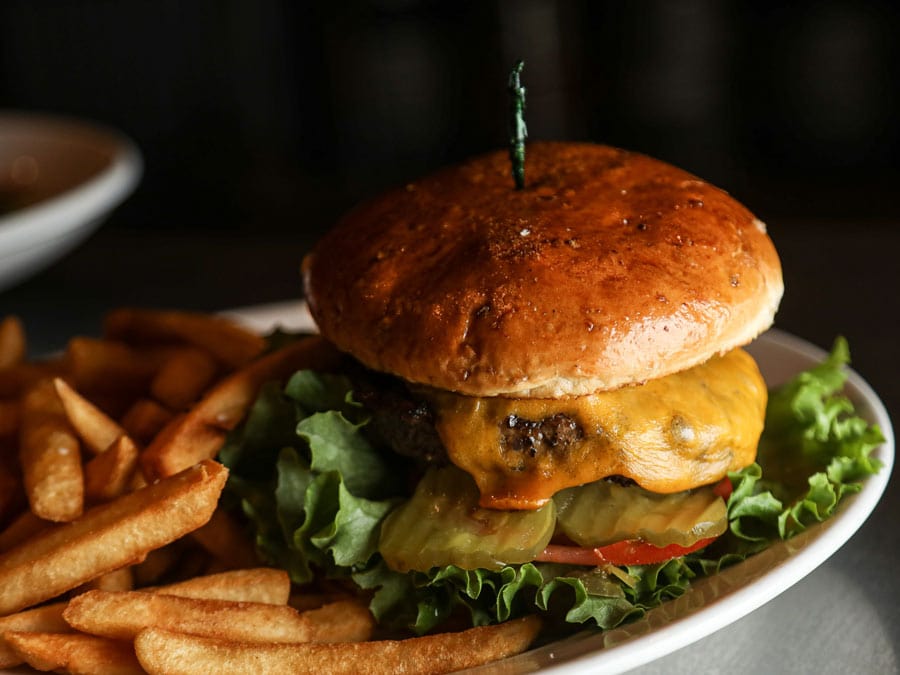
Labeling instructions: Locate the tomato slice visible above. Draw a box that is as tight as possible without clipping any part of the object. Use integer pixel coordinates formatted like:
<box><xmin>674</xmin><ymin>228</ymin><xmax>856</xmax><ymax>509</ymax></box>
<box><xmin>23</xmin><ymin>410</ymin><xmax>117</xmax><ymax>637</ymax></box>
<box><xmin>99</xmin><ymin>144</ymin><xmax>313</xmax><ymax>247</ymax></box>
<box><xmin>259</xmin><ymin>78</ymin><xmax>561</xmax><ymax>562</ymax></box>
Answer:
<box><xmin>535</xmin><ymin>535</ymin><xmax>717</xmax><ymax>567</ymax></box>
<box><xmin>534</xmin><ymin>478</ymin><xmax>731</xmax><ymax>567</ymax></box>
<box><xmin>713</xmin><ymin>476</ymin><xmax>734</xmax><ymax>500</ymax></box>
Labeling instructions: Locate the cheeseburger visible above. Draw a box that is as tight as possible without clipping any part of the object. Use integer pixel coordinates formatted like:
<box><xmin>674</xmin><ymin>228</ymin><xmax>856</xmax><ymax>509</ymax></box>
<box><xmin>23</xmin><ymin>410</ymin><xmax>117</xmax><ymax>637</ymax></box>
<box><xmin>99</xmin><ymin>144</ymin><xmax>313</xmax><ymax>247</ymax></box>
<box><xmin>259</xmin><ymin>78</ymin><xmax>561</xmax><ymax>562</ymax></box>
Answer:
<box><xmin>294</xmin><ymin>141</ymin><xmax>782</xmax><ymax>624</ymax></box>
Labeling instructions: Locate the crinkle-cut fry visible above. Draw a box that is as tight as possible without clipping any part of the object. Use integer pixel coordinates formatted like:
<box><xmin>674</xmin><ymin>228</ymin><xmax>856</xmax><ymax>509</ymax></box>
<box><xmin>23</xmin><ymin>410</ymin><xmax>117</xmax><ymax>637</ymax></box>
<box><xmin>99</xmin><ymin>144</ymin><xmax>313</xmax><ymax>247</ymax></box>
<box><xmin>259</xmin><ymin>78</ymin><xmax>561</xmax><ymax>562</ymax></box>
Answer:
<box><xmin>64</xmin><ymin>590</ymin><xmax>362</xmax><ymax>644</ymax></box>
<box><xmin>18</xmin><ymin>379</ymin><xmax>83</xmax><ymax>522</ymax></box>
<box><xmin>188</xmin><ymin>507</ymin><xmax>260</xmax><ymax>570</ymax></box>
<box><xmin>0</xmin><ymin>602</ymin><xmax>69</xmax><ymax>669</ymax></box>
<box><xmin>0</xmin><ymin>460</ymin><xmax>227</xmax><ymax>616</ymax></box>
<box><xmin>5</xmin><ymin>630</ymin><xmax>143</xmax><ymax>675</ymax></box>
<box><xmin>84</xmin><ymin>435</ymin><xmax>139</xmax><ymax>504</ymax></box>
<box><xmin>103</xmin><ymin>308</ymin><xmax>267</xmax><ymax>369</ymax></box>
<box><xmin>151</xmin><ymin>347</ymin><xmax>219</xmax><ymax>410</ymax></box>
<box><xmin>0</xmin><ymin>316</ymin><xmax>26</xmax><ymax>369</ymax></box>
<box><xmin>53</xmin><ymin>377</ymin><xmax>126</xmax><ymax>455</ymax></box>
<box><xmin>119</xmin><ymin>397</ymin><xmax>174</xmax><ymax>446</ymax></box>
<box><xmin>0</xmin><ymin>511</ymin><xmax>49</xmax><ymax>553</ymax></box>
<box><xmin>135</xmin><ymin>615</ymin><xmax>543</xmax><ymax>675</ymax></box>
<box><xmin>142</xmin><ymin>336</ymin><xmax>340</xmax><ymax>480</ymax></box>
<box><xmin>154</xmin><ymin>568</ymin><xmax>291</xmax><ymax>605</ymax></box>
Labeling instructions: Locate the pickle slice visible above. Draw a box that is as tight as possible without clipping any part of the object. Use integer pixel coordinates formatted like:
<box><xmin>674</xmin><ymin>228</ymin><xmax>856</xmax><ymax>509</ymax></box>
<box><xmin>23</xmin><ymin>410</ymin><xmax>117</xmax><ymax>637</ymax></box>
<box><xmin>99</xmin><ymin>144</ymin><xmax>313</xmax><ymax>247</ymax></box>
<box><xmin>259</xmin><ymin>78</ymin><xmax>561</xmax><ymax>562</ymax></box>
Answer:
<box><xmin>554</xmin><ymin>480</ymin><xmax>727</xmax><ymax>549</ymax></box>
<box><xmin>379</xmin><ymin>466</ymin><xmax>556</xmax><ymax>572</ymax></box>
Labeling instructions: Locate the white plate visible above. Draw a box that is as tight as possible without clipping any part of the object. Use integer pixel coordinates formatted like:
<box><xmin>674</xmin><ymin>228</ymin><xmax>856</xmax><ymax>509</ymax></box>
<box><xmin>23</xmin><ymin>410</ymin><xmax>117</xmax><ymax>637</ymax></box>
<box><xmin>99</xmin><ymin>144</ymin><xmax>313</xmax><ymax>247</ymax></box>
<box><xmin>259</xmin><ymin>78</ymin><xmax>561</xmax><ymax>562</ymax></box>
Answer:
<box><xmin>0</xmin><ymin>112</ymin><xmax>142</xmax><ymax>292</ymax></box>
<box><xmin>226</xmin><ymin>301</ymin><xmax>894</xmax><ymax>674</ymax></box>
<box><xmin>3</xmin><ymin>303</ymin><xmax>893</xmax><ymax>674</ymax></box>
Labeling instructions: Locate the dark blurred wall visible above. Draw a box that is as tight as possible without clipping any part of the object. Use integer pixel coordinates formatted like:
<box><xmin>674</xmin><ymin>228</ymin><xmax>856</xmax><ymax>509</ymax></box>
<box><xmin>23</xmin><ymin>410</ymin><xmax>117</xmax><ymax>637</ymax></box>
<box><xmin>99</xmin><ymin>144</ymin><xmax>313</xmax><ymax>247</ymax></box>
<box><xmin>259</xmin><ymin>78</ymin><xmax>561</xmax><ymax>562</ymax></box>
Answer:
<box><xmin>1</xmin><ymin>0</ymin><xmax>898</xmax><ymax>236</ymax></box>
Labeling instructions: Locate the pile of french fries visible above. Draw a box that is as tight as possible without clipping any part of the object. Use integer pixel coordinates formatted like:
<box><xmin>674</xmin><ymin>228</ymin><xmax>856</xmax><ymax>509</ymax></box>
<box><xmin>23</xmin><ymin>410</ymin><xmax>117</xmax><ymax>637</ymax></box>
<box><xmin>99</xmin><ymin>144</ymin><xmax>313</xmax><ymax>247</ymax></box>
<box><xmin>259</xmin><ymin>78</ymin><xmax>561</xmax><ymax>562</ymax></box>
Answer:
<box><xmin>0</xmin><ymin>310</ymin><xmax>541</xmax><ymax>674</ymax></box>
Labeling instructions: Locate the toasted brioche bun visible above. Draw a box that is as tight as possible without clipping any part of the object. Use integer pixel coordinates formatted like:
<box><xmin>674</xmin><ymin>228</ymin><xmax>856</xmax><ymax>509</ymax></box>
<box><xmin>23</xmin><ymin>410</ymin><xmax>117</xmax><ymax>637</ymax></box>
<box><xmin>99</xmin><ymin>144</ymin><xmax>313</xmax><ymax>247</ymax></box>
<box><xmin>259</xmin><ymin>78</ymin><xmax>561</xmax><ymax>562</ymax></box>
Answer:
<box><xmin>303</xmin><ymin>142</ymin><xmax>783</xmax><ymax>398</ymax></box>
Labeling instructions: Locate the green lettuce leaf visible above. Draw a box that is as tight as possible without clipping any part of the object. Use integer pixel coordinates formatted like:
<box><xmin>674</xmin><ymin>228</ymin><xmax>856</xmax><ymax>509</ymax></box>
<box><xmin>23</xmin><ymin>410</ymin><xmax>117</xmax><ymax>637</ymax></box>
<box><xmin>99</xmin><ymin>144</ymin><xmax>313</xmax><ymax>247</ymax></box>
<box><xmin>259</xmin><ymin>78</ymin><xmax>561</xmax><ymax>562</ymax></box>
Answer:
<box><xmin>353</xmin><ymin>560</ymin><xmax>663</xmax><ymax>634</ymax></box>
<box><xmin>726</xmin><ymin>337</ymin><xmax>884</xmax><ymax>541</ymax></box>
<box><xmin>297</xmin><ymin>411</ymin><xmax>399</xmax><ymax>500</ymax></box>
<box><xmin>221</xmin><ymin>371</ymin><xmax>402</xmax><ymax>584</ymax></box>
<box><xmin>222</xmin><ymin>338</ymin><xmax>884</xmax><ymax>635</ymax></box>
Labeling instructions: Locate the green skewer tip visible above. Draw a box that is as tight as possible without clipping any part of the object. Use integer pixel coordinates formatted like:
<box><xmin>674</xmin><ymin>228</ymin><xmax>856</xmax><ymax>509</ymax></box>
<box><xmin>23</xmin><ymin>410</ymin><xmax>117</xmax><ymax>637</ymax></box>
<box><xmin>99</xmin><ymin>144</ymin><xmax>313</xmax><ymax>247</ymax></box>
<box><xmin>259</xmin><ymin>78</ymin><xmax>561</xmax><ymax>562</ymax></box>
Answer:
<box><xmin>507</xmin><ymin>60</ymin><xmax>527</xmax><ymax>190</ymax></box>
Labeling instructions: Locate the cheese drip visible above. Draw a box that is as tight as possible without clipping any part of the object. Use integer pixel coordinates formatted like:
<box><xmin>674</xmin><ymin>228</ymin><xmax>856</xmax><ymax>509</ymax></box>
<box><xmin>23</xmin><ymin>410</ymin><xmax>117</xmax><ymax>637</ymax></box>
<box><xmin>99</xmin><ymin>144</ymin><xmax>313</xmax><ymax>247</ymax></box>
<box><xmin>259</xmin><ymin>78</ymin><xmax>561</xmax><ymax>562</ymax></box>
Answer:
<box><xmin>427</xmin><ymin>348</ymin><xmax>767</xmax><ymax>510</ymax></box>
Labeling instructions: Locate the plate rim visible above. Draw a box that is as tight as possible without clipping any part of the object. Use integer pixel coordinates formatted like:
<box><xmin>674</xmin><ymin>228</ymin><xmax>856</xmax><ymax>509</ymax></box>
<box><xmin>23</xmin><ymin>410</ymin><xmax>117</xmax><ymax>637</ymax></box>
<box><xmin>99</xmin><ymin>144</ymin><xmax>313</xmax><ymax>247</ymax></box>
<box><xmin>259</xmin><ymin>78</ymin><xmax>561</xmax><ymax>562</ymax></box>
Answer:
<box><xmin>0</xmin><ymin>304</ymin><xmax>891</xmax><ymax>674</ymax></box>
<box><xmin>228</xmin><ymin>302</ymin><xmax>897</xmax><ymax>674</ymax></box>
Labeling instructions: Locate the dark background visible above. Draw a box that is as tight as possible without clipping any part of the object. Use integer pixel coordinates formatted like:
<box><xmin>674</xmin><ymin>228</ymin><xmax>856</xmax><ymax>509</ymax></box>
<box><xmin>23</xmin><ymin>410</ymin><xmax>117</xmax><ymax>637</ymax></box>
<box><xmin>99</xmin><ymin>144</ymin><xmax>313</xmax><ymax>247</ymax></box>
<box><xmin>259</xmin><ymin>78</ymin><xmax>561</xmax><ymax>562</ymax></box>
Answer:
<box><xmin>3</xmin><ymin>0</ymin><xmax>899</xmax><ymax>371</ymax></box>
<box><xmin>2</xmin><ymin>0</ymin><xmax>899</xmax><ymax>407</ymax></box>
<box><xmin>1</xmin><ymin>2</ymin><xmax>899</xmax><ymax>670</ymax></box>
<box><xmin>2</xmin><ymin>0</ymin><xmax>898</xmax><ymax>382</ymax></box>
<box><xmin>2</xmin><ymin>0</ymin><xmax>899</xmax><ymax>234</ymax></box>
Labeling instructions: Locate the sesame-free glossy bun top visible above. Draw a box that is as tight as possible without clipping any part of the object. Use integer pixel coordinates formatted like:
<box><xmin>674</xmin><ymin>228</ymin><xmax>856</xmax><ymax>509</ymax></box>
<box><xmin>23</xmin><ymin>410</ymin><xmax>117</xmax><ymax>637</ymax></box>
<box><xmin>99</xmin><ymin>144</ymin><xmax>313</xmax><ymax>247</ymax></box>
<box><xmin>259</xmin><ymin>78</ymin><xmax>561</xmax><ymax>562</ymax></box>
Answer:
<box><xmin>302</xmin><ymin>142</ymin><xmax>783</xmax><ymax>397</ymax></box>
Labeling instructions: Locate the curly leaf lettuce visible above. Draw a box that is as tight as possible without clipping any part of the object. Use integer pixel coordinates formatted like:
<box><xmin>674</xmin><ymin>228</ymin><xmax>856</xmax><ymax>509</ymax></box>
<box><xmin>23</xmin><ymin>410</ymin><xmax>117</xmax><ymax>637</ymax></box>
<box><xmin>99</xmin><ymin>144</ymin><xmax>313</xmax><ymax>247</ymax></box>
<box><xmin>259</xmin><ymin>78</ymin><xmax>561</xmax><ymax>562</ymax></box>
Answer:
<box><xmin>220</xmin><ymin>337</ymin><xmax>884</xmax><ymax>634</ymax></box>
<box><xmin>727</xmin><ymin>337</ymin><xmax>884</xmax><ymax>541</ymax></box>
<box><xmin>220</xmin><ymin>370</ymin><xmax>401</xmax><ymax>584</ymax></box>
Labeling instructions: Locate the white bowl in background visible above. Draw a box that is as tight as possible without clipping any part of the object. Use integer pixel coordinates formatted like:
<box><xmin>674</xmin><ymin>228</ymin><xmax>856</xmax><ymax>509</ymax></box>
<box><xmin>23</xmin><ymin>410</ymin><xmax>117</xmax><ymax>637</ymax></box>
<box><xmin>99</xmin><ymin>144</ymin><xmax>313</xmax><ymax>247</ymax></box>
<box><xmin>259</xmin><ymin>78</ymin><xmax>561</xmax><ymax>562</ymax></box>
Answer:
<box><xmin>0</xmin><ymin>111</ymin><xmax>142</xmax><ymax>292</ymax></box>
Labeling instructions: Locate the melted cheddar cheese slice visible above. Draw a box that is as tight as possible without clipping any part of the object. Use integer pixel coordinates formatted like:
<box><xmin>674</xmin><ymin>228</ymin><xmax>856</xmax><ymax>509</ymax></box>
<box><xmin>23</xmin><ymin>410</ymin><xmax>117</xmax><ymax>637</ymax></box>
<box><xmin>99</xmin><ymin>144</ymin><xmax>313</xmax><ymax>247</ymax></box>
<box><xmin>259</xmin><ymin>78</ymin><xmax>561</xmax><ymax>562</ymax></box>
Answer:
<box><xmin>426</xmin><ymin>348</ymin><xmax>767</xmax><ymax>510</ymax></box>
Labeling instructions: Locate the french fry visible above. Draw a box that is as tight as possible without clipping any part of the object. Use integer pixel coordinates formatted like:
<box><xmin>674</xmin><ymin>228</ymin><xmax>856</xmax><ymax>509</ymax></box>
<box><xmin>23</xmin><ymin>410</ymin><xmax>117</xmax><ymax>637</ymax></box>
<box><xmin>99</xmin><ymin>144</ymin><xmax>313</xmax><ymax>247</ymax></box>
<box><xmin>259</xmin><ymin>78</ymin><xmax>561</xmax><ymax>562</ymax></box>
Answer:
<box><xmin>0</xmin><ymin>359</ymin><xmax>65</xmax><ymax>399</ymax></box>
<box><xmin>64</xmin><ymin>590</ymin><xmax>363</xmax><ymax>644</ymax></box>
<box><xmin>0</xmin><ymin>602</ymin><xmax>70</xmax><ymax>668</ymax></box>
<box><xmin>0</xmin><ymin>569</ymin><xmax>292</xmax><ymax>670</ymax></box>
<box><xmin>0</xmin><ymin>312</ymin><xmax>548</xmax><ymax>675</ymax></box>
<box><xmin>78</xmin><ymin>565</ymin><xmax>135</xmax><ymax>593</ymax></box>
<box><xmin>151</xmin><ymin>347</ymin><xmax>219</xmax><ymax>410</ymax></box>
<box><xmin>5</xmin><ymin>630</ymin><xmax>143</xmax><ymax>675</ymax></box>
<box><xmin>189</xmin><ymin>508</ymin><xmax>259</xmax><ymax>570</ymax></box>
<box><xmin>0</xmin><ymin>316</ymin><xmax>26</xmax><ymax>369</ymax></box>
<box><xmin>84</xmin><ymin>435</ymin><xmax>139</xmax><ymax>504</ymax></box>
<box><xmin>142</xmin><ymin>414</ymin><xmax>224</xmax><ymax>482</ymax></box>
<box><xmin>104</xmin><ymin>308</ymin><xmax>268</xmax><ymax>369</ymax></box>
<box><xmin>120</xmin><ymin>397</ymin><xmax>174</xmax><ymax>446</ymax></box>
<box><xmin>129</xmin><ymin>466</ymin><xmax>149</xmax><ymax>491</ymax></box>
<box><xmin>134</xmin><ymin>615</ymin><xmax>542</xmax><ymax>675</ymax></box>
<box><xmin>0</xmin><ymin>571</ymin><xmax>289</xmax><ymax>669</ymax></box>
<box><xmin>0</xmin><ymin>511</ymin><xmax>48</xmax><ymax>553</ymax></box>
<box><xmin>291</xmin><ymin>599</ymin><xmax>375</xmax><ymax>643</ymax></box>
<box><xmin>142</xmin><ymin>336</ymin><xmax>340</xmax><ymax>479</ymax></box>
<box><xmin>0</xmin><ymin>460</ymin><xmax>227</xmax><ymax>616</ymax></box>
<box><xmin>18</xmin><ymin>379</ymin><xmax>83</xmax><ymax>522</ymax></box>
<box><xmin>64</xmin><ymin>337</ymin><xmax>165</xmax><ymax>396</ymax></box>
<box><xmin>155</xmin><ymin>568</ymin><xmax>291</xmax><ymax>605</ymax></box>
<box><xmin>54</xmin><ymin>377</ymin><xmax>127</xmax><ymax>455</ymax></box>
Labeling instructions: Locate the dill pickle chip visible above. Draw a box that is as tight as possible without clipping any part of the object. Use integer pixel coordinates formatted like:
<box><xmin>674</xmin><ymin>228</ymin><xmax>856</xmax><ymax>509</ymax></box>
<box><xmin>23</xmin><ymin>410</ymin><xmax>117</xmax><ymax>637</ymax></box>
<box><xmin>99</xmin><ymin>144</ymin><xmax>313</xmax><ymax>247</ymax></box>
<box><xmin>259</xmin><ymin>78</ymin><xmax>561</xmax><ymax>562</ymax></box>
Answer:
<box><xmin>379</xmin><ymin>465</ymin><xmax>556</xmax><ymax>572</ymax></box>
<box><xmin>554</xmin><ymin>480</ymin><xmax>727</xmax><ymax>549</ymax></box>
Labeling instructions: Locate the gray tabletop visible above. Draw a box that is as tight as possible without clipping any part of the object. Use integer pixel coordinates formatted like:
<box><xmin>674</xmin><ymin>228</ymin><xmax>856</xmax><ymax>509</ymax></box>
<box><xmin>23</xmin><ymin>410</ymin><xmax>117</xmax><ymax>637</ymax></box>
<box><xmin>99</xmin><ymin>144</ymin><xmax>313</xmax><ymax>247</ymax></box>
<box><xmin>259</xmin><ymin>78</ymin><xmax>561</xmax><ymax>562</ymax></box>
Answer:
<box><xmin>2</xmin><ymin>221</ymin><xmax>898</xmax><ymax>674</ymax></box>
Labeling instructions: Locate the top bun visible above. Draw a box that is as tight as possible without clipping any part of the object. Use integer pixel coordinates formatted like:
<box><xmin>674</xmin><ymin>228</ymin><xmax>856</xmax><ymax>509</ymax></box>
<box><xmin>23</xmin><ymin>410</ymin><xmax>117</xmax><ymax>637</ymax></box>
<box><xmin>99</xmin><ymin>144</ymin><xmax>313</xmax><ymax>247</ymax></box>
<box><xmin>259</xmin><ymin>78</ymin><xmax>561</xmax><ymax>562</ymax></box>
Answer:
<box><xmin>303</xmin><ymin>142</ymin><xmax>783</xmax><ymax>398</ymax></box>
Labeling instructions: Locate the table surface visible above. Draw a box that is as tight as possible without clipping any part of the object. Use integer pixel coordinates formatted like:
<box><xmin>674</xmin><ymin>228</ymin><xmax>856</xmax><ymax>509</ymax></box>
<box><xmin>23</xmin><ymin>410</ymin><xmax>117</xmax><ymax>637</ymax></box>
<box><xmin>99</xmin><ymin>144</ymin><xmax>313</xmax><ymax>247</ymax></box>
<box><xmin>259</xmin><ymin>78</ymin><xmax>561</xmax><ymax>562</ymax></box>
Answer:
<box><xmin>2</xmin><ymin>221</ymin><xmax>898</xmax><ymax>674</ymax></box>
